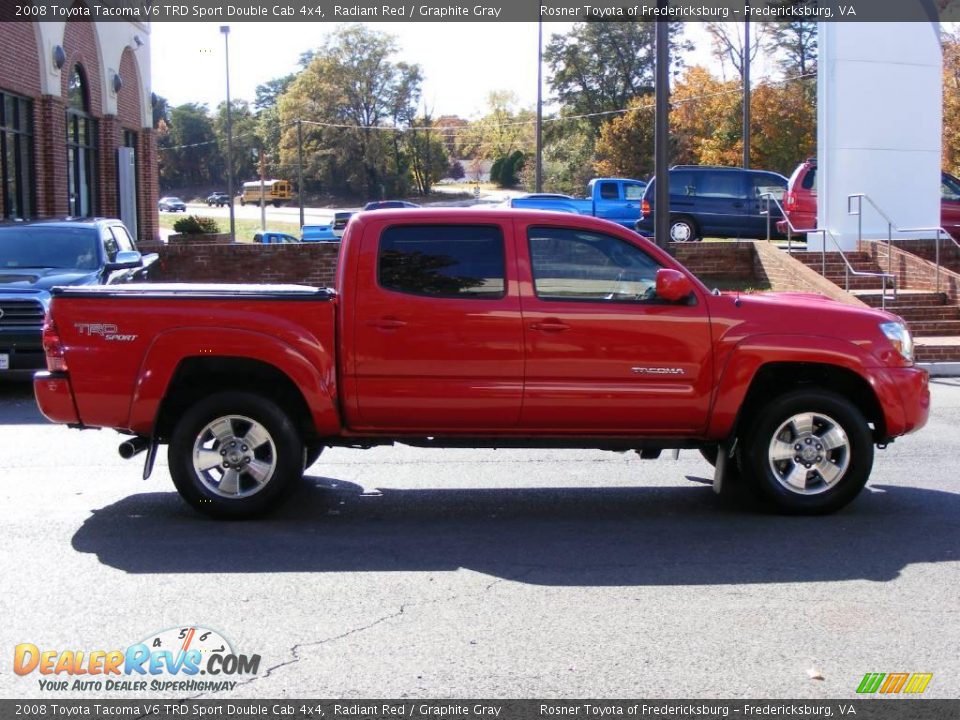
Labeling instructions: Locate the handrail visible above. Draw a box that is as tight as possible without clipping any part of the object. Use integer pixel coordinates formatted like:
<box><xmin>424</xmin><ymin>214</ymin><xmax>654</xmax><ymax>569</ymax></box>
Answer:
<box><xmin>848</xmin><ymin>193</ymin><xmax>960</xmax><ymax>295</ymax></box>
<box><xmin>761</xmin><ymin>193</ymin><xmax>897</xmax><ymax>309</ymax></box>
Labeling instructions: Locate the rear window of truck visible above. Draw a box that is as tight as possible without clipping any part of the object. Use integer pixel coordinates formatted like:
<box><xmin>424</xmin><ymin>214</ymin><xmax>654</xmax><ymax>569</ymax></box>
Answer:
<box><xmin>378</xmin><ymin>225</ymin><xmax>505</xmax><ymax>299</ymax></box>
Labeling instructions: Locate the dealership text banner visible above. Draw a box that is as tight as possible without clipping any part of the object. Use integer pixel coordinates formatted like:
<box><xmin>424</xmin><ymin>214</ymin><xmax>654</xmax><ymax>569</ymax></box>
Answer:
<box><xmin>2</xmin><ymin>0</ymin><xmax>956</xmax><ymax>22</ymax></box>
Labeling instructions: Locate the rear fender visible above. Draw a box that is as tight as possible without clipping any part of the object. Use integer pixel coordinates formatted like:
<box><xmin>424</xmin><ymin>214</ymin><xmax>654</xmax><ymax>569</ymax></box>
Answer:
<box><xmin>707</xmin><ymin>334</ymin><xmax>882</xmax><ymax>440</ymax></box>
<box><xmin>126</xmin><ymin>327</ymin><xmax>339</xmax><ymax>436</ymax></box>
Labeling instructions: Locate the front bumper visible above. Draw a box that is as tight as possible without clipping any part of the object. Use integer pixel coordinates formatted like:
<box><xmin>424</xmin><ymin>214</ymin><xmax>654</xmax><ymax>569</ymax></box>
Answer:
<box><xmin>867</xmin><ymin>365</ymin><xmax>930</xmax><ymax>440</ymax></box>
<box><xmin>0</xmin><ymin>326</ymin><xmax>44</xmax><ymax>376</ymax></box>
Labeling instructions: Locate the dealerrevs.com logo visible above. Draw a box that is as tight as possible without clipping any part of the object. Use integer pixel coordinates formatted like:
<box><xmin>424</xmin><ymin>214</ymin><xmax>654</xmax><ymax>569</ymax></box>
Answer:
<box><xmin>14</xmin><ymin>626</ymin><xmax>261</xmax><ymax>693</ymax></box>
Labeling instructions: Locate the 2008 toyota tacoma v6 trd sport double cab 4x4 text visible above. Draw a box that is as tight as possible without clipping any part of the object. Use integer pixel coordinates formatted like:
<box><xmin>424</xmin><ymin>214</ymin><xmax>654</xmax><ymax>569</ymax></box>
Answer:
<box><xmin>33</xmin><ymin>209</ymin><xmax>929</xmax><ymax>518</ymax></box>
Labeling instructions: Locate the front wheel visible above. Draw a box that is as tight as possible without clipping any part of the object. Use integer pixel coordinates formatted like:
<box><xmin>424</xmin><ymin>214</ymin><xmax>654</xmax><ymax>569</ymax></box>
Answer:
<box><xmin>168</xmin><ymin>391</ymin><xmax>303</xmax><ymax>519</ymax></box>
<box><xmin>737</xmin><ymin>390</ymin><xmax>874</xmax><ymax>515</ymax></box>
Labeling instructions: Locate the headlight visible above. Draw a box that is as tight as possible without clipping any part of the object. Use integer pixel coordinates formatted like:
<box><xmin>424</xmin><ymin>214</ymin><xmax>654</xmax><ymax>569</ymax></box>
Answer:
<box><xmin>880</xmin><ymin>321</ymin><xmax>914</xmax><ymax>363</ymax></box>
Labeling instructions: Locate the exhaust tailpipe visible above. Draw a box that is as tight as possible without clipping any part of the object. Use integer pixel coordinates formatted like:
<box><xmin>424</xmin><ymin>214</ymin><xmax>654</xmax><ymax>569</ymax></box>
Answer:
<box><xmin>119</xmin><ymin>436</ymin><xmax>150</xmax><ymax>460</ymax></box>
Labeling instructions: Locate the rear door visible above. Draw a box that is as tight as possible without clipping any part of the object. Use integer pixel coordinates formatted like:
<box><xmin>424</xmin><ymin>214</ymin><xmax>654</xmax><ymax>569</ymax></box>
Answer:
<box><xmin>746</xmin><ymin>172</ymin><xmax>788</xmax><ymax>238</ymax></box>
<box><xmin>348</xmin><ymin>219</ymin><xmax>524</xmax><ymax>431</ymax></box>
<box><xmin>593</xmin><ymin>181</ymin><xmax>645</xmax><ymax>227</ymax></box>
<box><xmin>516</xmin><ymin>221</ymin><xmax>714</xmax><ymax>433</ymax></box>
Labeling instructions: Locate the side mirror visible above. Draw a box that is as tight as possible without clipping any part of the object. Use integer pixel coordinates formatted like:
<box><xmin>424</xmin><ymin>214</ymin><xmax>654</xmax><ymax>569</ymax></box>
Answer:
<box><xmin>655</xmin><ymin>268</ymin><xmax>695</xmax><ymax>302</ymax></box>
<box><xmin>105</xmin><ymin>250</ymin><xmax>143</xmax><ymax>271</ymax></box>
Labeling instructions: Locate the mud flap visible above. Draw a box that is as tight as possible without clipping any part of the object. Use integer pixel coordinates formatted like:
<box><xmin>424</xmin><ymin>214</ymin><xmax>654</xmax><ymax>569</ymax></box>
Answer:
<box><xmin>712</xmin><ymin>441</ymin><xmax>734</xmax><ymax>495</ymax></box>
<box><xmin>142</xmin><ymin>437</ymin><xmax>159</xmax><ymax>480</ymax></box>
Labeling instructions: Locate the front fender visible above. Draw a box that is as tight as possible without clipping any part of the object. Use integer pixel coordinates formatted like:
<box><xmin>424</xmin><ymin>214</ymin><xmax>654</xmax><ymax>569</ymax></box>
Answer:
<box><xmin>126</xmin><ymin>327</ymin><xmax>340</xmax><ymax>436</ymax></box>
<box><xmin>706</xmin><ymin>334</ymin><xmax>884</xmax><ymax>439</ymax></box>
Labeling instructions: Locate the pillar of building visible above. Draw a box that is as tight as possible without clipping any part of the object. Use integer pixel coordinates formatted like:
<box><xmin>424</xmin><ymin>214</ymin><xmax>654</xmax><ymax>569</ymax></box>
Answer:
<box><xmin>99</xmin><ymin>114</ymin><xmax>120</xmax><ymax>218</ymax></box>
<box><xmin>815</xmin><ymin>21</ymin><xmax>942</xmax><ymax>251</ymax></box>
<box><xmin>138</xmin><ymin>128</ymin><xmax>160</xmax><ymax>245</ymax></box>
<box><xmin>37</xmin><ymin>95</ymin><xmax>69</xmax><ymax>218</ymax></box>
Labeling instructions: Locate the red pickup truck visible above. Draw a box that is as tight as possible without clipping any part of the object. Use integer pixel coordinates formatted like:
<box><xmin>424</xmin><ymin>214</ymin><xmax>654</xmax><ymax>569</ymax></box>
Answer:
<box><xmin>33</xmin><ymin>209</ymin><xmax>929</xmax><ymax>518</ymax></box>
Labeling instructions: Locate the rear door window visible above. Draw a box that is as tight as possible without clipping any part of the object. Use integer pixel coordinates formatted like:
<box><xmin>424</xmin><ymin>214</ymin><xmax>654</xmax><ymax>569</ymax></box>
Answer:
<box><xmin>378</xmin><ymin>225</ymin><xmax>505</xmax><ymax>298</ymax></box>
<box><xmin>750</xmin><ymin>173</ymin><xmax>787</xmax><ymax>201</ymax></box>
<box><xmin>598</xmin><ymin>182</ymin><xmax>619</xmax><ymax>200</ymax></box>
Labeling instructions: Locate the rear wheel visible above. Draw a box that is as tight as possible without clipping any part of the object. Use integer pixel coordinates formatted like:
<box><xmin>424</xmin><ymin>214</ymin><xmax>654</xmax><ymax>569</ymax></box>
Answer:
<box><xmin>737</xmin><ymin>390</ymin><xmax>873</xmax><ymax>514</ymax></box>
<box><xmin>168</xmin><ymin>391</ymin><xmax>303</xmax><ymax>519</ymax></box>
<box><xmin>669</xmin><ymin>216</ymin><xmax>699</xmax><ymax>243</ymax></box>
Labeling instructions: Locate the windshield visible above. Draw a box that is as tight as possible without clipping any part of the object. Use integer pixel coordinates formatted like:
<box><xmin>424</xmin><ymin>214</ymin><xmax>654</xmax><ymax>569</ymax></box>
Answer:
<box><xmin>0</xmin><ymin>226</ymin><xmax>101</xmax><ymax>270</ymax></box>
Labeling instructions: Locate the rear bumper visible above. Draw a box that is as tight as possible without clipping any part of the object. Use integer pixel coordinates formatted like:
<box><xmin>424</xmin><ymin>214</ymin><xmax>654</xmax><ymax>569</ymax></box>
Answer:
<box><xmin>33</xmin><ymin>371</ymin><xmax>81</xmax><ymax>425</ymax></box>
<box><xmin>868</xmin><ymin>365</ymin><xmax>930</xmax><ymax>439</ymax></box>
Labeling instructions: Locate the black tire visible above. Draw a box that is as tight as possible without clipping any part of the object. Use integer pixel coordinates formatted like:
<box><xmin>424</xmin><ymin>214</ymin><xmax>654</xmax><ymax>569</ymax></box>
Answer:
<box><xmin>168</xmin><ymin>391</ymin><xmax>303</xmax><ymax>519</ymax></box>
<box><xmin>699</xmin><ymin>446</ymin><xmax>719</xmax><ymax>467</ymax></box>
<box><xmin>737</xmin><ymin>389</ymin><xmax>874</xmax><ymax>515</ymax></box>
<box><xmin>239</xmin><ymin>198</ymin><xmax>245</xmax><ymax>207</ymax></box>
<box><xmin>303</xmin><ymin>444</ymin><xmax>323</xmax><ymax>470</ymax></box>
<box><xmin>669</xmin><ymin>216</ymin><xmax>699</xmax><ymax>243</ymax></box>
<box><xmin>272</xmin><ymin>200</ymin><xmax>281</xmax><ymax>208</ymax></box>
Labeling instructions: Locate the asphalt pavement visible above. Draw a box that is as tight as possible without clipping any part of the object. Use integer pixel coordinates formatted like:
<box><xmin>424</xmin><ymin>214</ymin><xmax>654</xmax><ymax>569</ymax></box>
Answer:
<box><xmin>1</xmin><ymin>379</ymin><xmax>958</xmax><ymax>699</ymax></box>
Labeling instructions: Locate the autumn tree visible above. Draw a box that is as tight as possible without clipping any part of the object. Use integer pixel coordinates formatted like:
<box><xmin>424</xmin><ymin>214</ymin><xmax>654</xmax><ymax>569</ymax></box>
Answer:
<box><xmin>594</xmin><ymin>96</ymin><xmax>656</xmax><ymax>179</ymax></box>
<box><xmin>943</xmin><ymin>29</ymin><xmax>960</xmax><ymax>175</ymax></box>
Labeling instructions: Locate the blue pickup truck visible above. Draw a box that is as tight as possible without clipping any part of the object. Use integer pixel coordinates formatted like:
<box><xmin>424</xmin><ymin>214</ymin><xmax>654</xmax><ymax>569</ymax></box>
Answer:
<box><xmin>508</xmin><ymin>178</ymin><xmax>648</xmax><ymax>229</ymax></box>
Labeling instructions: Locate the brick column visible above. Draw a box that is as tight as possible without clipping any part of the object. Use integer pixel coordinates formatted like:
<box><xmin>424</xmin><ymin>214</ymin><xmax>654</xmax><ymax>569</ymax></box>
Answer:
<box><xmin>99</xmin><ymin>115</ymin><xmax>120</xmax><ymax>218</ymax></box>
<box><xmin>138</xmin><ymin>129</ymin><xmax>159</xmax><ymax>244</ymax></box>
<box><xmin>37</xmin><ymin>95</ymin><xmax>68</xmax><ymax>218</ymax></box>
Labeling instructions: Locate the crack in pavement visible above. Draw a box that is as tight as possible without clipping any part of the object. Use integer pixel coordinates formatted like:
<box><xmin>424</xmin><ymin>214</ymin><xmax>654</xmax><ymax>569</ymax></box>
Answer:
<box><xmin>189</xmin><ymin>568</ymin><xmax>535</xmax><ymax>699</ymax></box>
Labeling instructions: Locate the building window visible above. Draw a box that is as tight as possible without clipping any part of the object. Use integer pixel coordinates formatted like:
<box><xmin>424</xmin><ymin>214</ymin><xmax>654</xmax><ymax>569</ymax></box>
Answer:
<box><xmin>65</xmin><ymin>65</ymin><xmax>98</xmax><ymax>217</ymax></box>
<box><xmin>0</xmin><ymin>90</ymin><xmax>35</xmax><ymax>220</ymax></box>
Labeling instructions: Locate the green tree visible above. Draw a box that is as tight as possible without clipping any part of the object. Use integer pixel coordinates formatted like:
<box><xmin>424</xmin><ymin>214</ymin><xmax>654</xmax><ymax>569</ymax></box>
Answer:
<box><xmin>278</xmin><ymin>25</ymin><xmax>422</xmax><ymax>199</ymax></box>
<box><xmin>407</xmin><ymin>113</ymin><xmax>449</xmax><ymax>195</ymax></box>
<box><xmin>544</xmin><ymin>20</ymin><xmax>689</xmax><ymax>132</ymax></box>
<box><xmin>160</xmin><ymin>103</ymin><xmax>218</xmax><ymax>188</ymax></box>
<box><xmin>762</xmin><ymin>7</ymin><xmax>818</xmax><ymax>78</ymax></box>
<box><xmin>212</xmin><ymin>99</ymin><xmax>260</xmax><ymax>188</ymax></box>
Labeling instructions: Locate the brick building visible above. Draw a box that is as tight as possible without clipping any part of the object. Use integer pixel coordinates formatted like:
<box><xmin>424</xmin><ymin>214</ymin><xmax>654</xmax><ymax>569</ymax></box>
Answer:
<box><xmin>0</xmin><ymin>15</ymin><xmax>158</xmax><ymax>242</ymax></box>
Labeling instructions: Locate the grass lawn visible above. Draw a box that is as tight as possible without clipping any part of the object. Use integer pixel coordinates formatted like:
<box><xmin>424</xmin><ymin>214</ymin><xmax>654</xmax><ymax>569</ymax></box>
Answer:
<box><xmin>157</xmin><ymin>214</ymin><xmax>301</xmax><ymax>243</ymax></box>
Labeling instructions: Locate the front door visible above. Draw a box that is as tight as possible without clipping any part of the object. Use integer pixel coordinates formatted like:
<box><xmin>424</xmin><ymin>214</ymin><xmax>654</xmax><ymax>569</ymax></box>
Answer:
<box><xmin>517</xmin><ymin>222</ymin><xmax>714</xmax><ymax>433</ymax></box>
<box><xmin>349</xmin><ymin>220</ymin><xmax>524</xmax><ymax>431</ymax></box>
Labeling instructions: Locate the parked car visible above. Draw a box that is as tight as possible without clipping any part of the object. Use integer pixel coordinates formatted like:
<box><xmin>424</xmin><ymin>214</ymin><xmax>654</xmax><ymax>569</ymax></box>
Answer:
<box><xmin>206</xmin><ymin>192</ymin><xmax>230</xmax><ymax>207</ymax></box>
<box><xmin>777</xmin><ymin>158</ymin><xmax>960</xmax><ymax>239</ymax></box>
<box><xmin>509</xmin><ymin>178</ymin><xmax>648</xmax><ymax>229</ymax></box>
<box><xmin>253</xmin><ymin>231</ymin><xmax>300</xmax><ymax>244</ymax></box>
<box><xmin>158</xmin><ymin>197</ymin><xmax>187</xmax><ymax>212</ymax></box>
<box><xmin>35</xmin><ymin>209</ymin><xmax>927</xmax><ymax>519</ymax></box>
<box><xmin>0</xmin><ymin>218</ymin><xmax>155</xmax><ymax>378</ymax></box>
<box><xmin>363</xmin><ymin>200</ymin><xmax>420</xmax><ymax>210</ymax></box>
<box><xmin>636</xmin><ymin>166</ymin><xmax>788</xmax><ymax>242</ymax></box>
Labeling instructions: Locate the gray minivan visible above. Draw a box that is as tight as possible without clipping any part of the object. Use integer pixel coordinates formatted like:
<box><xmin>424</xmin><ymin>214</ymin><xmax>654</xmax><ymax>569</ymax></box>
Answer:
<box><xmin>635</xmin><ymin>166</ymin><xmax>788</xmax><ymax>242</ymax></box>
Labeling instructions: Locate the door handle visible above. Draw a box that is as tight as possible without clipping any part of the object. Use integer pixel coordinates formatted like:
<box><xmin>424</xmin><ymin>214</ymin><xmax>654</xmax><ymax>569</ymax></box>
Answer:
<box><xmin>368</xmin><ymin>317</ymin><xmax>407</xmax><ymax>330</ymax></box>
<box><xmin>530</xmin><ymin>321</ymin><xmax>570</xmax><ymax>333</ymax></box>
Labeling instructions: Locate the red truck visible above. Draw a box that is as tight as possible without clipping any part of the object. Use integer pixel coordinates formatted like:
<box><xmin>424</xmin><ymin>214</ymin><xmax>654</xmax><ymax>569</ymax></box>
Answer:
<box><xmin>33</xmin><ymin>209</ymin><xmax>929</xmax><ymax>518</ymax></box>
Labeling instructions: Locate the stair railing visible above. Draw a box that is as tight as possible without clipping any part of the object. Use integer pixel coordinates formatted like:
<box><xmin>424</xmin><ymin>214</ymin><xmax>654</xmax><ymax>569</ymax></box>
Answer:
<box><xmin>762</xmin><ymin>193</ymin><xmax>896</xmax><ymax>310</ymax></box>
<box><xmin>847</xmin><ymin>193</ymin><xmax>960</xmax><ymax>296</ymax></box>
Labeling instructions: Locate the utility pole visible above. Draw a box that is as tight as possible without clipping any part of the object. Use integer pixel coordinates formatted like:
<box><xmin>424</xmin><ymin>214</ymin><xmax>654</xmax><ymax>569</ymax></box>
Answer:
<box><xmin>259</xmin><ymin>148</ymin><xmax>266</xmax><ymax>232</ymax></box>
<box><xmin>743</xmin><ymin>9</ymin><xmax>751</xmax><ymax>169</ymax></box>
<box><xmin>297</xmin><ymin>119</ymin><xmax>305</xmax><ymax>230</ymax></box>
<box><xmin>654</xmin><ymin>8</ymin><xmax>670</xmax><ymax>251</ymax></box>
<box><xmin>536</xmin><ymin>19</ymin><xmax>543</xmax><ymax>193</ymax></box>
<box><xmin>220</xmin><ymin>25</ymin><xmax>235</xmax><ymax>243</ymax></box>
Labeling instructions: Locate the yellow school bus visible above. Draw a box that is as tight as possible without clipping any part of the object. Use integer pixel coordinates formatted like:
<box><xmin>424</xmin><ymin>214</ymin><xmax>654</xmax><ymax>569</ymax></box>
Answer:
<box><xmin>238</xmin><ymin>179</ymin><xmax>293</xmax><ymax>207</ymax></box>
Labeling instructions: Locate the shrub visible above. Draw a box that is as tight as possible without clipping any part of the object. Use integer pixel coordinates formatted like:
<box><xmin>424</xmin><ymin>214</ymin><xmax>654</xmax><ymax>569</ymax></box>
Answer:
<box><xmin>172</xmin><ymin>215</ymin><xmax>221</xmax><ymax>235</ymax></box>
<box><xmin>447</xmin><ymin>160</ymin><xmax>465</xmax><ymax>180</ymax></box>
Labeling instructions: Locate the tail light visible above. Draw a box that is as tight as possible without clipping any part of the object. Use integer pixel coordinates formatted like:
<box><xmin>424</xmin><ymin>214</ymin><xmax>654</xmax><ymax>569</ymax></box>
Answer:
<box><xmin>41</xmin><ymin>314</ymin><xmax>68</xmax><ymax>372</ymax></box>
<box><xmin>641</xmin><ymin>199</ymin><xmax>651</xmax><ymax>217</ymax></box>
<box><xmin>784</xmin><ymin>191</ymin><xmax>797</xmax><ymax>211</ymax></box>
